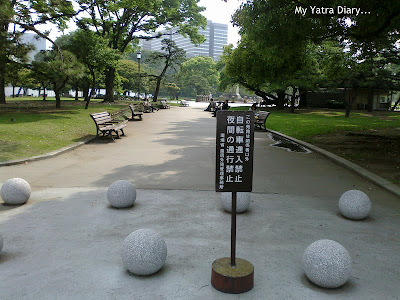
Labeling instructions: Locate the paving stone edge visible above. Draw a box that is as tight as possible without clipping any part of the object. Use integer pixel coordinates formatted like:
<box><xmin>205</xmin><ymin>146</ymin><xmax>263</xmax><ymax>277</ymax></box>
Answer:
<box><xmin>0</xmin><ymin>136</ymin><xmax>96</xmax><ymax>167</ymax></box>
<box><xmin>266</xmin><ymin>129</ymin><xmax>400</xmax><ymax>198</ymax></box>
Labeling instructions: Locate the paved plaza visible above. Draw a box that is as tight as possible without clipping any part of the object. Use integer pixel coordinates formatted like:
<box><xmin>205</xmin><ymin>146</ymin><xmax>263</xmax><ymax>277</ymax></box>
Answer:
<box><xmin>0</xmin><ymin>102</ymin><xmax>399</xmax><ymax>299</ymax></box>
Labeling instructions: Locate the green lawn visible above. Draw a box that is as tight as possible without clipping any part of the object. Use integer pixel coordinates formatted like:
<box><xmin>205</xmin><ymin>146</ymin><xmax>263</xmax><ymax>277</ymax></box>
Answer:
<box><xmin>0</xmin><ymin>99</ymin><xmax>131</xmax><ymax>161</ymax></box>
<box><xmin>231</xmin><ymin>107</ymin><xmax>400</xmax><ymax>141</ymax></box>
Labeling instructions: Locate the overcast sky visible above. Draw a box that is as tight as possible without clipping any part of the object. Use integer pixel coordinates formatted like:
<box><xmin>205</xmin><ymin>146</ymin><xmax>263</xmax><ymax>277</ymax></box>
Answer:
<box><xmin>198</xmin><ymin>0</ymin><xmax>242</xmax><ymax>46</ymax></box>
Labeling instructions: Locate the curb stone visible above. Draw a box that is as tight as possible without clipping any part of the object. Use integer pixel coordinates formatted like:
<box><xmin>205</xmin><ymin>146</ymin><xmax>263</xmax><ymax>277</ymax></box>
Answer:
<box><xmin>266</xmin><ymin>128</ymin><xmax>400</xmax><ymax>198</ymax></box>
<box><xmin>0</xmin><ymin>136</ymin><xmax>96</xmax><ymax>167</ymax></box>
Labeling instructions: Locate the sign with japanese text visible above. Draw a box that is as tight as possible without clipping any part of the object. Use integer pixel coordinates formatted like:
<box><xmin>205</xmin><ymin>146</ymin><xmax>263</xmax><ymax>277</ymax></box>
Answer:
<box><xmin>215</xmin><ymin>111</ymin><xmax>254</xmax><ymax>192</ymax></box>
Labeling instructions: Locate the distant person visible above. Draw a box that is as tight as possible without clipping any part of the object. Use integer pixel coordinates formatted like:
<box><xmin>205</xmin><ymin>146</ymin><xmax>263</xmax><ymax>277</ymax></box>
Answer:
<box><xmin>250</xmin><ymin>102</ymin><xmax>260</xmax><ymax>121</ymax></box>
<box><xmin>222</xmin><ymin>100</ymin><xmax>229</xmax><ymax>110</ymax></box>
<box><xmin>144</xmin><ymin>98</ymin><xmax>159</xmax><ymax>112</ymax></box>
<box><xmin>204</xmin><ymin>98</ymin><xmax>215</xmax><ymax>111</ymax></box>
<box><xmin>250</xmin><ymin>103</ymin><xmax>259</xmax><ymax>115</ymax></box>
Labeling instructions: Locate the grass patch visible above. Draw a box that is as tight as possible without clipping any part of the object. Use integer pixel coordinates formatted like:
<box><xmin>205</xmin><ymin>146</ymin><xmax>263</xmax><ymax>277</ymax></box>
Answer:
<box><xmin>230</xmin><ymin>107</ymin><xmax>400</xmax><ymax>141</ymax></box>
<box><xmin>0</xmin><ymin>100</ymin><xmax>131</xmax><ymax>162</ymax></box>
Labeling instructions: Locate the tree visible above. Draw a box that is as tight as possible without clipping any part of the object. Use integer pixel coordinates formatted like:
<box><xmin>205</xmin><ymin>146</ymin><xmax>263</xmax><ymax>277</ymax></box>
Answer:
<box><xmin>5</xmin><ymin>64</ymin><xmax>32</xmax><ymax>97</ymax></box>
<box><xmin>147</xmin><ymin>39</ymin><xmax>186</xmax><ymax>101</ymax></box>
<box><xmin>31</xmin><ymin>49</ymin><xmax>84</xmax><ymax>108</ymax></box>
<box><xmin>178</xmin><ymin>56</ymin><xmax>219</xmax><ymax>95</ymax></box>
<box><xmin>225</xmin><ymin>1</ymin><xmax>325</xmax><ymax>112</ymax></box>
<box><xmin>227</xmin><ymin>0</ymin><xmax>400</xmax><ymax>113</ymax></box>
<box><xmin>164</xmin><ymin>82</ymin><xmax>181</xmax><ymax>100</ymax></box>
<box><xmin>0</xmin><ymin>0</ymin><xmax>75</xmax><ymax>104</ymax></box>
<box><xmin>118</xmin><ymin>59</ymin><xmax>140</xmax><ymax>96</ymax></box>
<box><xmin>219</xmin><ymin>37</ymin><xmax>319</xmax><ymax>111</ymax></box>
<box><xmin>319</xmin><ymin>41</ymin><xmax>400</xmax><ymax>116</ymax></box>
<box><xmin>76</xmin><ymin>0</ymin><xmax>206</xmax><ymax>102</ymax></box>
<box><xmin>57</xmin><ymin>29</ymin><xmax>119</xmax><ymax>108</ymax></box>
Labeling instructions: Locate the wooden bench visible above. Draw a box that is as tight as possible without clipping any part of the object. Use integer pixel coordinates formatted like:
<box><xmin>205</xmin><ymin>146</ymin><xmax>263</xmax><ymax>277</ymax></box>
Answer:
<box><xmin>128</xmin><ymin>104</ymin><xmax>143</xmax><ymax>120</ymax></box>
<box><xmin>90</xmin><ymin>112</ymin><xmax>127</xmax><ymax>140</ymax></box>
<box><xmin>143</xmin><ymin>101</ymin><xmax>158</xmax><ymax>112</ymax></box>
<box><xmin>254</xmin><ymin>111</ymin><xmax>271</xmax><ymax>130</ymax></box>
<box><xmin>180</xmin><ymin>100</ymin><xmax>189</xmax><ymax>107</ymax></box>
<box><xmin>160</xmin><ymin>100</ymin><xmax>170</xmax><ymax>109</ymax></box>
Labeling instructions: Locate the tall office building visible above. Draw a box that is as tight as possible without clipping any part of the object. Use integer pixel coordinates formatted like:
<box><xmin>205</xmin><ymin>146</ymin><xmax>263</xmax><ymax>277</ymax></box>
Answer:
<box><xmin>20</xmin><ymin>33</ymin><xmax>48</xmax><ymax>61</ymax></box>
<box><xmin>140</xmin><ymin>20</ymin><xmax>228</xmax><ymax>61</ymax></box>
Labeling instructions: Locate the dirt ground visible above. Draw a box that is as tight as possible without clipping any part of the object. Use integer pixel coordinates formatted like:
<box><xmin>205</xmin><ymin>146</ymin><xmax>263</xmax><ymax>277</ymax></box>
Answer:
<box><xmin>310</xmin><ymin>127</ymin><xmax>400</xmax><ymax>186</ymax></box>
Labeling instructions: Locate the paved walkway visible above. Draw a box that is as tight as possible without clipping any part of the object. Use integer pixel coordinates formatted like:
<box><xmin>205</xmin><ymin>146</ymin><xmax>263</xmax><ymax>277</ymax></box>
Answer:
<box><xmin>0</xmin><ymin>103</ymin><xmax>399</xmax><ymax>299</ymax></box>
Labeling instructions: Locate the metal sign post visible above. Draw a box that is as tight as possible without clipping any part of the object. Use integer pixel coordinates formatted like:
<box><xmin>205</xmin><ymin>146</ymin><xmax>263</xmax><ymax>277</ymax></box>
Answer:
<box><xmin>231</xmin><ymin>191</ymin><xmax>237</xmax><ymax>266</ymax></box>
<box><xmin>211</xmin><ymin>110</ymin><xmax>255</xmax><ymax>294</ymax></box>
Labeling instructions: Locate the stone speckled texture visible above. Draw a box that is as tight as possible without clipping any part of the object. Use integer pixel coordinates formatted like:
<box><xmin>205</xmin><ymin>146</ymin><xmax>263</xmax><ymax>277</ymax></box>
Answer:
<box><xmin>107</xmin><ymin>180</ymin><xmax>136</xmax><ymax>208</ymax></box>
<box><xmin>121</xmin><ymin>229</ymin><xmax>167</xmax><ymax>276</ymax></box>
<box><xmin>339</xmin><ymin>190</ymin><xmax>371</xmax><ymax>220</ymax></box>
<box><xmin>303</xmin><ymin>239</ymin><xmax>352</xmax><ymax>288</ymax></box>
<box><xmin>221</xmin><ymin>192</ymin><xmax>250</xmax><ymax>213</ymax></box>
<box><xmin>0</xmin><ymin>178</ymin><xmax>31</xmax><ymax>205</ymax></box>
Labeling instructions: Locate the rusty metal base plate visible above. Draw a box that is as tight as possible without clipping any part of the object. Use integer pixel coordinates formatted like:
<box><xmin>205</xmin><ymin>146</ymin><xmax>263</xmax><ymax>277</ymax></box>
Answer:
<box><xmin>211</xmin><ymin>257</ymin><xmax>254</xmax><ymax>294</ymax></box>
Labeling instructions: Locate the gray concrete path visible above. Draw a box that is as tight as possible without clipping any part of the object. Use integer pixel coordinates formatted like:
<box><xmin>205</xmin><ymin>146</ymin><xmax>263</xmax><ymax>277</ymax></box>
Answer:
<box><xmin>0</xmin><ymin>103</ymin><xmax>399</xmax><ymax>299</ymax></box>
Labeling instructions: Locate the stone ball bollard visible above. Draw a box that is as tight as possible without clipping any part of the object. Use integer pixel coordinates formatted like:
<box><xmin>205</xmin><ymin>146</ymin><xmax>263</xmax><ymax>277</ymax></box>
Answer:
<box><xmin>107</xmin><ymin>180</ymin><xmax>136</xmax><ymax>208</ymax></box>
<box><xmin>339</xmin><ymin>190</ymin><xmax>371</xmax><ymax>220</ymax></box>
<box><xmin>1</xmin><ymin>178</ymin><xmax>31</xmax><ymax>205</ymax></box>
<box><xmin>0</xmin><ymin>233</ymin><xmax>3</xmax><ymax>252</ymax></box>
<box><xmin>303</xmin><ymin>239</ymin><xmax>352</xmax><ymax>288</ymax></box>
<box><xmin>220</xmin><ymin>192</ymin><xmax>250</xmax><ymax>213</ymax></box>
<box><xmin>121</xmin><ymin>229</ymin><xmax>167</xmax><ymax>276</ymax></box>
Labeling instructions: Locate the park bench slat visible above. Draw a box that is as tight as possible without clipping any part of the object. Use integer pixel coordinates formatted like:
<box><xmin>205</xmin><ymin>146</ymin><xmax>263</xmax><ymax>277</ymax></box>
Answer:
<box><xmin>254</xmin><ymin>111</ymin><xmax>271</xmax><ymax>130</ymax></box>
<box><xmin>128</xmin><ymin>104</ymin><xmax>143</xmax><ymax>120</ymax></box>
<box><xmin>90</xmin><ymin>111</ymin><xmax>127</xmax><ymax>140</ymax></box>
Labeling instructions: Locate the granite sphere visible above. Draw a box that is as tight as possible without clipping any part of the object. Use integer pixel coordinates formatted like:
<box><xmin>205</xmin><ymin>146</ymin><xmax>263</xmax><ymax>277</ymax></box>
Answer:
<box><xmin>122</xmin><ymin>229</ymin><xmax>167</xmax><ymax>276</ymax></box>
<box><xmin>0</xmin><ymin>233</ymin><xmax>3</xmax><ymax>252</ymax></box>
<box><xmin>107</xmin><ymin>180</ymin><xmax>136</xmax><ymax>208</ymax></box>
<box><xmin>1</xmin><ymin>178</ymin><xmax>31</xmax><ymax>205</ymax></box>
<box><xmin>339</xmin><ymin>190</ymin><xmax>371</xmax><ymax>220</ymax></box>
<box><xmin>221</xmin><ymin>192</ymin><xmax>251</xmax><ymax>213</ymax></box>
<box><xmin>303</xmin><ymin>239</ymin><xmax>352</xmax><ymax>288</ymax></box>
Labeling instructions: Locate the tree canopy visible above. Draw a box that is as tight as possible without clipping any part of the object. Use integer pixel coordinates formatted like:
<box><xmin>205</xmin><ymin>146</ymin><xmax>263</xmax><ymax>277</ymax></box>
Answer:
<box><xmin>0</xmin><ymin>0</ymin><xmax>76</xmax><ymax>103</ymax></box>
<box><xmin>221</xmin><ymin>0</ymin><xmax>400</xmax><ymax>113</ymax></box>
<box><xmin>76</xmin><ymin>0</ymin><xmax>207</xmax><ymax>102</ymax></box>
<box><xmin>178</xmin><ymin>56</ymin><xmax>219</xmax><ymax>95</ymax></box>
<box><xmin>147</xmin><ymin>39</ymin><xmax>186</xmax><ymax>101</ymax></box>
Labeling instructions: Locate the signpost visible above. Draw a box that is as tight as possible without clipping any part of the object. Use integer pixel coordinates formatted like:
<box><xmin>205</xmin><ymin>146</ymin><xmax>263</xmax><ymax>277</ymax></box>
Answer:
<box><xmin>211</xmin><ymin>110</ymin><xmax>255</xmax><ymax>294</ymax></box>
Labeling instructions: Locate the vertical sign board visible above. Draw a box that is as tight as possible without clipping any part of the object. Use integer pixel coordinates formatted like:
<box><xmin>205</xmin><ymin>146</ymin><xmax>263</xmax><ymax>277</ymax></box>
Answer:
<box><xmin>215</xmin><ymin>111</ymin><xmax>254</xmax><ymax>192</ymax></box>
<box><xmin>212</xmin><ymin>110</ymin><xmax>255</xmax><ymax>294</ymax></box>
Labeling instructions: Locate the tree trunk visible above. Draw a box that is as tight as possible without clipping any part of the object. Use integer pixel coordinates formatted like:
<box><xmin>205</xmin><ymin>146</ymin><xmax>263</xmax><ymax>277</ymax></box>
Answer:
<box><xmin>277</xmin><ymin>90</ymin><xmax>285</xmax><ymax>110</ymax></box>
<box><xmin>54</xmin><ymin>78</ymin><xmax>68</xmax><ymax>108</ymax></box>
<box><xmin>12</xmin><ymin>86</ymin><xmax>15</xmax><ymax>98</ymax></box>
<box><xmin>0</xmin><ymin>29</ymin><xmax>7</xmax><ymax>104</ymax></box>
<box><xmin>345</xmin><ymin>89</ymin><xmax>357</xmax><ymax>118</ymax></box>
<box><xmin>367</xmin><ymin>89</ymin><xmax>373</xmax><ymax>112</ymax></box>
<box><xmin>0</xmin><ymin>18</ymin><xmax>10</xmax><ymax>104</ymax></box>
<box><xmin>153</xmin><ymin>76</ymin><xmax>162</xmax><ymax>102</ymax></box>
<box><xmin>85</xmin><ymin>71</ymin><xmax>96</xmax><ymax>109</ymax></box>
<box><xmin>74</xmin><ymin>87</ymin><xmax>79</xmax><ymax>101</ymax></box>
<box><xmin>42</xmin><ymin>87</ymin><xmax>47</xmax><ymax>101</ymax></box>
<box><xmin>83</xmin><ymin>86</ymin><xmax>90</xmax><ymax>103</ymax></box>
<box><xmin>104</xmin><ymin>67</ymin><xmax>115</xmax><ymax>102</ymax></box>
<box><xmin>0</xmin><ymin>73</ymin><xmax>5</xmax><ymax>103</ymax></box>
<box><xmin>54</xmin><ymin>84</ymin><xmax>61</xmax><ymax>108</ymax></box>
